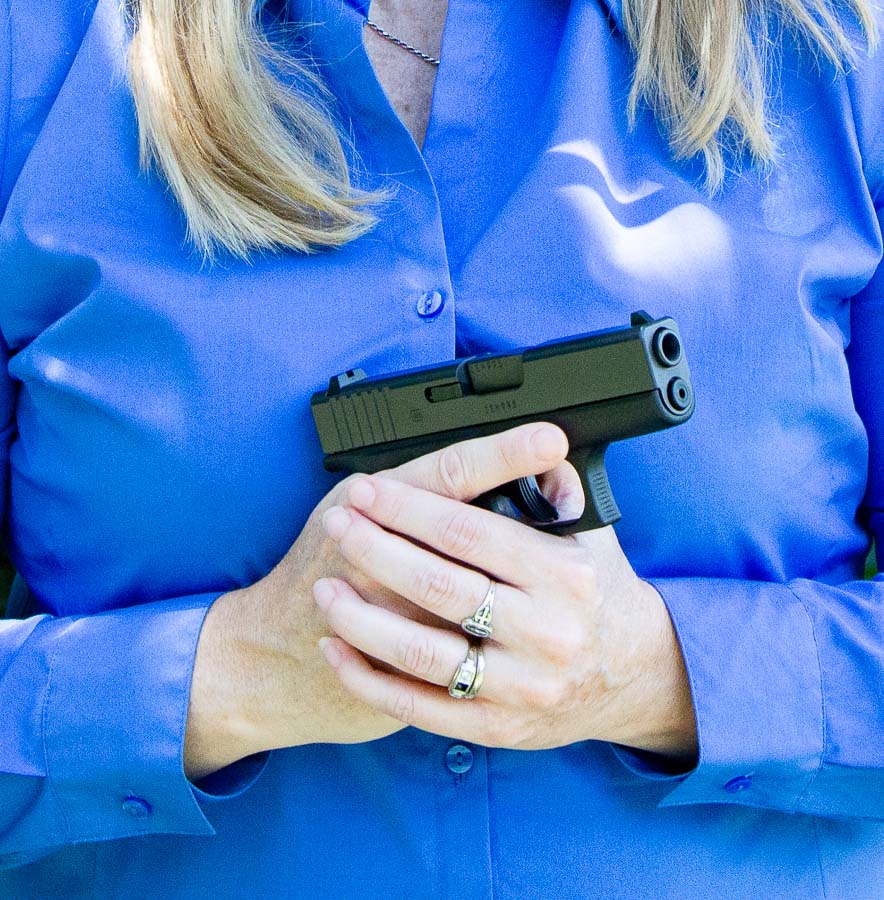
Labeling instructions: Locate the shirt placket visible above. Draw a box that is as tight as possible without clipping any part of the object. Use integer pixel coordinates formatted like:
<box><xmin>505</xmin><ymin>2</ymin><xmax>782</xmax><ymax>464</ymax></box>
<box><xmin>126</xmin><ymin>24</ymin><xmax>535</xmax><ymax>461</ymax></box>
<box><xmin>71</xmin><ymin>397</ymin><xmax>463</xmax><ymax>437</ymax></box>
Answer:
<box><xmin>293</xmin><ymin>2</ymin><xmax>494</xmax><ymax>896</ymax></box>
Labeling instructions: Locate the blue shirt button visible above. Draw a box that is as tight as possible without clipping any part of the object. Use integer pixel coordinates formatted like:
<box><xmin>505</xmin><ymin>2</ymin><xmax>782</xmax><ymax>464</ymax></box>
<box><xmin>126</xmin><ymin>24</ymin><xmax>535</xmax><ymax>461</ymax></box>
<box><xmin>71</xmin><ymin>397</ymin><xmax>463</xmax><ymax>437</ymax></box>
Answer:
<box><xmin>445</xmin><ymin>744</ymin><xmax>474</xmax><ymax>774</ymax></box>
<box><xmin>724</xmin><ymin>775</ymin><xmax>753</xmax><ymax>794</ymax></box>
<box><xmin>122</xmin><ymin>796</ymin><xmax>153</xmax><ymax>818</ymax></box>
<box><xmin>416</xmin><ymin>289</ymin><xmax>445</xmax><ymax>318</ymax></box>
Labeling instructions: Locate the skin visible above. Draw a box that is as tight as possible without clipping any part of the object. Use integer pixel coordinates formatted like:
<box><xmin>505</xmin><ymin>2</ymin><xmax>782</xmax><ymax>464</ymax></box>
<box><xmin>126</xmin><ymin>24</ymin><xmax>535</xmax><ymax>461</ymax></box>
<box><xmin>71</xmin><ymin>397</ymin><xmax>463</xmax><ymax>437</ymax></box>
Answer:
<box><xmin>316</xmin><ymin>457</ymin><xmax>699</xmax><ymax>756</ymax></box>
<box><xmin>185</xmin><ymin>424</ymin><xmax>698</xmax><ymax>778</ymax></box>
<box><xmin>362</xmin><ymin>0</ymin><xmax>449</xmax><ymax>148</ymax></box>
<box><xmin>183</xmin><ymin>0</ymin><xmax>699</xmax><ymax>780</ymax></box>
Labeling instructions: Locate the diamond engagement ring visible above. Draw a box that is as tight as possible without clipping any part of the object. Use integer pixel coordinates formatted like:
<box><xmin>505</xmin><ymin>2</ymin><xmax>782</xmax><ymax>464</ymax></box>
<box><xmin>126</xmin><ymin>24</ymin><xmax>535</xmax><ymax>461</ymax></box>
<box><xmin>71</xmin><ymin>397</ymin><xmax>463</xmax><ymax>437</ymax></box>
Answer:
<box><xmin>461</xmin><ymin>579</ymin><xmax>496</xmax><ymax>639</ymax></box>
<box><xmin>447</xmin><ymin>644</ymin><xmax>485</xmax><ymax>700</ymax></box>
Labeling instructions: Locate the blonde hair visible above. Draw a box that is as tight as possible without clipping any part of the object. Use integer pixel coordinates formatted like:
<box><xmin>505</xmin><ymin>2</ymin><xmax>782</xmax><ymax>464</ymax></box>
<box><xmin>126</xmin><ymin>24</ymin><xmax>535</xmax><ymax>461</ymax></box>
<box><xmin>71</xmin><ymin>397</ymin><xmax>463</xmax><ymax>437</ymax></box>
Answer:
<box><xmin>126</xmin><ymin>0</ymin><xmax>879</xmax><ymax>262</ymax></box>
<box><xmin>622</xmin><ymin>1</ymin><xmax>879</xmax><ymax>189</ymax></box>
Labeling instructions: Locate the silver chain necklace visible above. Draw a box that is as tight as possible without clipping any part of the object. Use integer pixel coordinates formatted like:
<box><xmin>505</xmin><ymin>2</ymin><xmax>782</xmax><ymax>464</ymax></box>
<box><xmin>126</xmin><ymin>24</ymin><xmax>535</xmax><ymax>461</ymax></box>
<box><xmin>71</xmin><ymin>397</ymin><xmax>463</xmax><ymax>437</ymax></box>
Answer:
<box><xmin>364</xmin><ymin>18</ymin><xmax>441</xmax><ymax>67</ymax></box>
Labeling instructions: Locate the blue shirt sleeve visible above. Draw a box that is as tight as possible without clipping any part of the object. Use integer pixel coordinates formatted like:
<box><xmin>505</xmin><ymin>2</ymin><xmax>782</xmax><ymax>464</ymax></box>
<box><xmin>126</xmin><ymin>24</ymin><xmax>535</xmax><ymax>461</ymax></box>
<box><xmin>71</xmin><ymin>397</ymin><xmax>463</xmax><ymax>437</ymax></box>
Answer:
<box><xmin>0</xmin><ymin>340</ymin><xmax>265</xmax><ymax>865</ymax></box>
<box><xmin>610</xmin><ymin>75</ymin><xmax>884</xmax><ymax>820</ymax></box>
<box><xmin>0</xmin><ymin>1</ymin><xmax>268</xmax><ymax>868</ymax></box>
<box><xmin>0</xmin><ymin>0</ymin><xmax>10</xmax><ymax>217</ymax></box>
<box><xmin>0</xmin><ymin>374</ymin><xmax>269</xmax><ymax>868</ymax></box>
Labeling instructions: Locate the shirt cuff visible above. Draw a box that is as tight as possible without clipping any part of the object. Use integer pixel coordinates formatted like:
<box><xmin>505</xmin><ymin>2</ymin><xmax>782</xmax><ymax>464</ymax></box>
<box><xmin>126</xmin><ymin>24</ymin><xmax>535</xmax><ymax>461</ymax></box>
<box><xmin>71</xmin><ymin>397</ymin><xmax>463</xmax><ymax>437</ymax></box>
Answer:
<box><xmin>609</xmin><ymin>577</ymin><xmax>824</xmax><ymax>812</ymax></box>
<box><xmin>40</xmin><ymin>593</ymin><xmax>239</xmax><ymax>842</ymax></box>
<box><xmin>190</xmin><ymin>751</ymin><xmax>272</xmax><ymax>802</ymax></box>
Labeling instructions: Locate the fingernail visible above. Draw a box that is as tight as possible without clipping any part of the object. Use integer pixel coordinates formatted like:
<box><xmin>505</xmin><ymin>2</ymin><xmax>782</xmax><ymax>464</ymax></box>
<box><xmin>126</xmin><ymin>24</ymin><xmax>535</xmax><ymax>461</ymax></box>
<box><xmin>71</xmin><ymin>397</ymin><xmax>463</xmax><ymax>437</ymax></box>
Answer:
<box><xmin>348</xmin><ymin>477</ymin><xmax>376</xmax><ymax>510</ymax></box>
<box><xmin>323</xmin><ymin>505</ymin><xmax>351</xmax><ymax>539</ymax></box>
<box><xmin>313</xmin><ymin>579</ymin><xmax>335</xmax><ymax>611</ymax></box>
<box><xmin>318</xmin><ymin>637</ymin><xmax>342</xmax><ymax>668</ymax></box>
<box><xmin>531</xmin><ymin>427</ymin><xmax>567</xmax><ymax>462</ymax></box>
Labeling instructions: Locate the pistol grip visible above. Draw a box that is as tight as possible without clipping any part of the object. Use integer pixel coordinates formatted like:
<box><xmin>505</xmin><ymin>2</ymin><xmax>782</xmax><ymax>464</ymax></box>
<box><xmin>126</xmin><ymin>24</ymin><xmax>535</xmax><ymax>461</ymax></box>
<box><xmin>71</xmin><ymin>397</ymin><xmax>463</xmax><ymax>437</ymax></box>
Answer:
<box><xmin>542</xmin><ymin>445</ymin><xmax>621</xmax><ymax>536</ymax></box>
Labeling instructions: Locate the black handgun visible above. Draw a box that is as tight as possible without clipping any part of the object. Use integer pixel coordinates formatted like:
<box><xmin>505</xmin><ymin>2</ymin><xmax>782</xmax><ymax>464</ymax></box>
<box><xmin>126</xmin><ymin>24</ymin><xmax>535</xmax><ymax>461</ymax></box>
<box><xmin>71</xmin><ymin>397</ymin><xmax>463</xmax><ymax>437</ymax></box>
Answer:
<box><xmin>310</xmin><ymin>311</ymin><xmax>694</xmax><ymax>535</ymax></box>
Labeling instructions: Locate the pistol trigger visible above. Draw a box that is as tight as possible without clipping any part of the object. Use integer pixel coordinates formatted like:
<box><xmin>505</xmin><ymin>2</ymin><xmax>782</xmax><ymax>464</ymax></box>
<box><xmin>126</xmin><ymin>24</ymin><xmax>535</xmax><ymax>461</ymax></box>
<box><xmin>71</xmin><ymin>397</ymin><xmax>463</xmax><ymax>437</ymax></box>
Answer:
<box><xmin>510</xmin><ymin>476</ymin><xmax>559</xmax><ymax>523</ymax></box>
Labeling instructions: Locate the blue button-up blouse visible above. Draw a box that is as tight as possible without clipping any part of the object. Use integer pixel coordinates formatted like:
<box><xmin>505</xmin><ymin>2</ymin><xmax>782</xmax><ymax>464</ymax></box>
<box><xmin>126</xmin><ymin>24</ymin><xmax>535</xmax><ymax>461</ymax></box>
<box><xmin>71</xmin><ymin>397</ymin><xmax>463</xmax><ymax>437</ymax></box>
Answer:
<box><xmin>1</xmin><ymin>0</ymin><xmax>883</xmax><ymax>896</ymax></box>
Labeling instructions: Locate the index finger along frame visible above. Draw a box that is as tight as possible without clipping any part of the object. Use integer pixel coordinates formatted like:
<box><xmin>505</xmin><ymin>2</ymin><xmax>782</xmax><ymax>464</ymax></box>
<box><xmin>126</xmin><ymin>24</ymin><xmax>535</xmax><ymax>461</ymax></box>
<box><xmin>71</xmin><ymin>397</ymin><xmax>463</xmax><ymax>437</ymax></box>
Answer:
<box><xmin>345</xmin><ymin>474</ymin><xmax>574</xmax><ymax>591</ymax></box>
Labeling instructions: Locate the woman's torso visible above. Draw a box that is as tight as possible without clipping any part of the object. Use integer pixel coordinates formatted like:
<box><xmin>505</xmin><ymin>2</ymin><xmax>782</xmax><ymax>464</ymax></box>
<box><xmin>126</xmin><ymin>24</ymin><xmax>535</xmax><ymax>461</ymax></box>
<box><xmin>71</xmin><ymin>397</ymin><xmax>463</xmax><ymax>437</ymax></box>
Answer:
<box><xmin>0</xmin><ymin>0</ymin><xmax>883</xmax><ymax>896</ymax></box>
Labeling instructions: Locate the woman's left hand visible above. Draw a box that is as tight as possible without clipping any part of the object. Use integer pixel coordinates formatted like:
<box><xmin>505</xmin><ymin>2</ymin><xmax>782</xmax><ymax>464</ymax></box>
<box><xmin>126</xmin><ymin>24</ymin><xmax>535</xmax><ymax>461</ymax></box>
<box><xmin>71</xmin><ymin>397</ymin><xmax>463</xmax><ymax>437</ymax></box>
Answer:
<box><xmin>312</xmin><ymin>426</ymin><xmax>698</xmax><ymax>761</ymax></box>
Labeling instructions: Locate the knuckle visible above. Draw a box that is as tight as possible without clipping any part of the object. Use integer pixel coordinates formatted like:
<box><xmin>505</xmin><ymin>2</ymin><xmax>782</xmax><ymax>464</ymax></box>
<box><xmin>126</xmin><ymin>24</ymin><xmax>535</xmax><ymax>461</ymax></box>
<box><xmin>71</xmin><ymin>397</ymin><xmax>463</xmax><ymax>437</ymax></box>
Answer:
<box><xmin>555</xmin><ymin>629</ymin><xmax>585</xmax><ymax>666</ymax></box>
<box><xmin>380</xmin><ymin>483</ymin><xmax>408</xmax><ymax>523</ymax></box>
<box><xmin>436</xmin><ymin>446</ymin><xmax>473</xmax><ymax>497</ymax></box>
<box><xmin>440</xmin><ymin>510</ymin><xmax>486</xmax><ymax>558</ymax></box>
<box><xmin>397</xmin><ymin>631</ymin><xmax>440</xmax><ymax>679</ymax></box>
<box><xmin>496</xmin><ymin>432</ymin><xmax>523</xmax><ymax>475</ymax></box>
<box><xmin>563</xmin><ymin>559</ymin><xmax>598</xmax><ymax>595</ymax></box>
<box><xmin>415</xmin><ymin>565</ymin><xmax>459</xmax><ymax>611</ymax></box>
<box><xmin>534</xmin><ymin>621</ymin><xmax>585</xmax><ymax>667</ymax></box>
<box><xmin>387</xmin><ymin>690</ymin><xmax>417</xmax><ymax>725</ymax></box>
<box><xmin>518</xmin><ymin>677</ymin><xmax>566</xmax><ymax>711</ymax></box>
<box><xmin>530</xmin><ymin>621</ymin><xmax>558</xmax><ymax>658</ymax></box>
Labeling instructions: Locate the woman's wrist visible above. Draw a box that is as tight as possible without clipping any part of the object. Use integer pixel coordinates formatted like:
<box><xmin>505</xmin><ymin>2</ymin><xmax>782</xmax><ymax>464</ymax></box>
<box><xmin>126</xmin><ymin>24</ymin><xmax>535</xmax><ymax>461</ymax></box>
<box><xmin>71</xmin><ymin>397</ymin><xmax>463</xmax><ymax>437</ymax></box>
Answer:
<box><xmin>184</xmin><ymin>587</ymin><xmax>266</xmax><ymax>781</ymax></box>
<box><xmin>603</xmin><ymin>580</ymin><xmax>698</xmax><ymax>762</ymax></box>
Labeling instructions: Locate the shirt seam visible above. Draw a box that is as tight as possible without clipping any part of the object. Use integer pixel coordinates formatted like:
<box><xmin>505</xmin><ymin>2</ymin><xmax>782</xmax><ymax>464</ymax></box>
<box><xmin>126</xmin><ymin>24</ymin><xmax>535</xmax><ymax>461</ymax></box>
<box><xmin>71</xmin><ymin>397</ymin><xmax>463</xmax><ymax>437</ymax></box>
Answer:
<box><xmin>862</xmin><ymin>97</ymin><xmax>884</xmax><ymax>198</ymax></box>
<box><xmin>0</xmin><ymin>0</ymin><xmax>12</xmax><ymax>212</ymax></box>
<box><xmin>40</xmin><ymin>617</ymin><xmax>78</xmax><ymax>842</ymax></box>
<box><xmin>484</xmin><ymin>747</ymin><xmax>496</xmax><ymax>900</ymax></box>
<box><xmin>787</xmin><ymin>583</ymin><xmax>827</xmax><ymax>814</ymax></box>
<box><xmin>178</xmin><ymin>600</ymin><xmax>213</xmax><ymax>802</ymax></box>
<box><xmin>844</xmin><ymin>31</ymin><xmax>884</xmax><ymax>198</ymax></box>
<box><xmin>812</xmin><ymin>818</ymin><xmax>829</xmax><ymax>900</ymax></box>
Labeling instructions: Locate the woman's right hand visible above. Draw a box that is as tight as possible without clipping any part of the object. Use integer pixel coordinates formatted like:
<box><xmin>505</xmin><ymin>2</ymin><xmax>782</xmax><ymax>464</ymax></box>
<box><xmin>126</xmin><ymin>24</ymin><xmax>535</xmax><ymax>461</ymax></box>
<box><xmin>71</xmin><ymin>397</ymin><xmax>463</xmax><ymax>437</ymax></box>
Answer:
<box><xmin>183</xmin><ymin>422</ymin><xmax>573</xmax><ymax>780</ymax></box>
